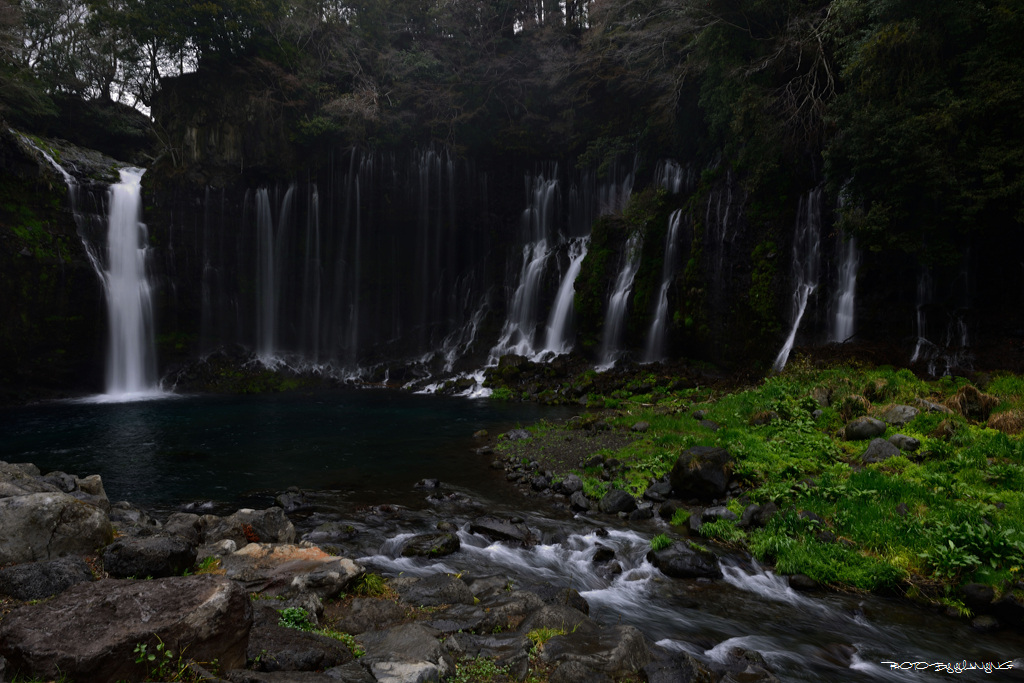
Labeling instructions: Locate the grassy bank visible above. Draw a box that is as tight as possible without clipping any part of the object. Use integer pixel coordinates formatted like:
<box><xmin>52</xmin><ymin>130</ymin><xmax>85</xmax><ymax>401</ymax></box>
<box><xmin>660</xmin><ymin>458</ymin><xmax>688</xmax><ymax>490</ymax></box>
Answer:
<box><xmin>494</xmin><ymin>358</ymin><xmax>1024</xmax><ymax>617</ymax></box>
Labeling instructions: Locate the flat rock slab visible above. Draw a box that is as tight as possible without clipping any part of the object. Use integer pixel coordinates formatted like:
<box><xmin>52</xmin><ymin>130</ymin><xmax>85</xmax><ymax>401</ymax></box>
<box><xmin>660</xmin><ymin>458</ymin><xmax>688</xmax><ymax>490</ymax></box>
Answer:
<box><xmin>0</xmin><ymin>575</ymin><xmax>251</xmax><ymax>683</ymax></box>
<box><xmin>220</xmin><ymin>543</ymin><xmax>362</xmax><ymax>599</ymax></box>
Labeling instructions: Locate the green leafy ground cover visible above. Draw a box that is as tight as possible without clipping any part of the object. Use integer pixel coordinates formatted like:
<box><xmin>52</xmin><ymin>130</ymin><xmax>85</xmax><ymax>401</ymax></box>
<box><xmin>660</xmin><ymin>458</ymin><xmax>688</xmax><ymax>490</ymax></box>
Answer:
<box><xmin>503</xmin><ymin>359</ymin><xmax>1024</xmax><ymax>608</ymax></box>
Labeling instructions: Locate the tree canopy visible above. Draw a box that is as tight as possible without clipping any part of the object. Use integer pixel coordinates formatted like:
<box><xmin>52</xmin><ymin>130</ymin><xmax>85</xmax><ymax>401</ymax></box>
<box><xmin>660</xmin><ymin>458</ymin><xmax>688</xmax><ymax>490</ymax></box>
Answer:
<box><xmin>1</xmin><ymin>0</ymin><xmax>1021</xmax><ymax>260</ymax></box>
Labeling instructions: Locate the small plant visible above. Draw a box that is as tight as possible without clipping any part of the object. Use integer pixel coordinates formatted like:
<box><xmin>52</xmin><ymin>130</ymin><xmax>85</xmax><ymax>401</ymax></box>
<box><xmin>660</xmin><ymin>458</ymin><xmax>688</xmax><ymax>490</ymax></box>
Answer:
<box><xmin>449</xmin><ymin>656</ymin><xmax>512</xmax><ymax>683</ymax></box>
<box><xmin>527</xmin><ymin>626</ymin><xmax>565</xmax><ymax>650</ymax></box>
<box><xmin>277</xmin><ymin>607</ymin><xmax>315</xmax><ymax>631</ymax></box>
<box><xmin>133</xmin><ymin>637</ymin><xmax>174</xmax><ymax>680</ymax></box>
<box><xmin>353</xmin><ymin>573</ymin><xmax>392</xmax><ymax>597</ymax></box>
<box><xmin>650</xmin><ymin>533</ymin><xmax>673</xmax><ymax>551</ymax></box>
<box><xmin>669</xmin><ymin>508</ymin><xmax>691</xmax><ymax>526</ymax></box>
<box><xmin>315</xmin><ymin>628</ymin><xmax>365</xmax><ymax>657</ymax></box>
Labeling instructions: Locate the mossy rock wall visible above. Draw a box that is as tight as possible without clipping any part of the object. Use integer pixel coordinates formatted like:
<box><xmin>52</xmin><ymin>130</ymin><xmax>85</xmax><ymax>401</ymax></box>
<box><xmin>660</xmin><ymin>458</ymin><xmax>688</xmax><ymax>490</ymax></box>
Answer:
<box><xmin>0</xmin><ymin>128</ymin><xmax>106</xmax><ymax>402</ymax></box>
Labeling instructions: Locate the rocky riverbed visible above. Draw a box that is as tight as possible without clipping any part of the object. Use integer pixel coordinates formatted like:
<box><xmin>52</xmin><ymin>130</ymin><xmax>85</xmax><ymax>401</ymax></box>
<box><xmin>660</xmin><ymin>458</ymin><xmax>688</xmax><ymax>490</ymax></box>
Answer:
<box><xmin>0</xmin><ymin>457</ymin><xmax>788</xmax><ymax>683</ymax></box>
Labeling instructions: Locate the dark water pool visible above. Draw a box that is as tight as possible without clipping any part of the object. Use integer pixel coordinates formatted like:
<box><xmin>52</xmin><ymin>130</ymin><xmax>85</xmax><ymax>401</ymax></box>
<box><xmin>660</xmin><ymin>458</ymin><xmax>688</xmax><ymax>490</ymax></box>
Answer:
<box><xmin>0</xmin><ymin>389</ymin><xmax>574</xmax><ymax>513</ymax></box>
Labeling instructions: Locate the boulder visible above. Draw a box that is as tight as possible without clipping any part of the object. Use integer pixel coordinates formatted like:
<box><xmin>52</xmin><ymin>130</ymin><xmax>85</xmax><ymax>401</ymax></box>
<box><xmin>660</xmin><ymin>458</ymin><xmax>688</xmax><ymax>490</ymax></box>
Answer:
<box><xmin>248</xmin><ymin>604</ymin><xmax>352</xmax><ymax>672</ymax></box>
<box><xmin>401</xmin><ymin>533</ymin><xmax>461</xmax><ymax>558</ymax></box>
<box><xmin>534</xmin><ymin>586</ymin><xmax>590</xmax><ymax>615</ymax></box>
<box><xmin>643</xmin><ymin>481</ymin><xmax>672</xmax><ymax>503</ymax></box>
<box><xmin>0</xmin><ymin>575</ymin><xmax>251</xmax><ymax>683</ymax></box>
<box><xmin>888</xmin><ymin>434</ymin><xmax>921</xmax><ymax>452</ymax></box>
<box><xmin>879</xmin><ymin>404</ymin><xmax>919</xmax><ymax>426</ymax></box>
<box><xmin>389</xmin><ymin>573</ymin><xmax>475</xmax><ymax>607</ymax></box>
<box><xmin>478</xmin><ymin>591</ymin><xmax>546</xmax><ymax>632</ymax></box>
<box><xmin>331</xmin><ymin>597</ymin><xmax>411</xmax><ymax>635</ymax></box>
<box><xmin>669</xmin><ymin>446</ymin><xmax>734</xmax><ymax>501</ymax></box>
<box><xmin>0</xmin><ymin>492</ymin><xmax>113</xmax><ymax>565</ymax></box>
<box><xmin>162</xmin><ymin>512</ymin><xmax>205</xmax><ymax>545</ymax></box>
<box><xmin>569</xmin><ymin>491</ymin><xmax>592</xmax><ymax>512</ymax></box>
<box><xmin>644</xmin><ymin>644</ymin><xmax>714</xmax><ymax>683</ymax></box>
<box><xmin>550</xmin><ymin>661</ymin><xmax>613</xmax><ymax>683</ymax></box>
<box><xmin>598</xmin><ymin>489</ymin><xmax>637</xmax><ymax>514</ymax></box>
<box><xmin>861</xmin><ymin>438</ymin><xmax>901</xmax><ymax>464</ymax></box>
<box><xmin>556</xmin><ymin>474</ymin><xmax>584</xmax><ymax>495</ymax></box>
<box><xmin>518</xmin><ymin>604</ymin><xmax>598</xmax><ymax>636</ymax></box>
<box><xmin>358</xmin><ymin>623</ymin><xmax>454</xmax><ymax>680</ymax></box>
<box><xmin>647</xmin><ymin>546</ymin><xmax>721</xmax><ymax>579</ymax></box>
<box><xmin>204</xmin><ymin>507</ymin><xmax>296</xmax><ymax>547</ymax></box>
<box><xmin>843</xmin><ymin>417</ymin><xmax>886</xmax><ymax>441</ymax></box>
<box><xmin>218</xmin><ymin>543</ymin><xmax>362</xmax><ymax>599</ymax></box>
<box><xmin>702</xmin><ymin>506</ymin><xmax>738</xmax><ymax>522</ymax></box>
<box><xmin>102</xmin><ymin>534</ymin><xmax>198</xmax><ymax>579</ymax></box>
<box><xmin>0</xmin><ymin>557</ymin><xmax>94</xmax><ymax>600</ymax></box>
<box><xmin>443</xmin><ymin>632</ymin><xmax>532</xmax><ymax>680</ymax></box>
<box><xmin>470</xmin><ymin>516</ymin><xmax>535</xmax><ymax>546</ymax></box>
<box><xmin>540</xmin><ymin>625</ymin><xmax>650</xmax><ymax>676</ymax></box>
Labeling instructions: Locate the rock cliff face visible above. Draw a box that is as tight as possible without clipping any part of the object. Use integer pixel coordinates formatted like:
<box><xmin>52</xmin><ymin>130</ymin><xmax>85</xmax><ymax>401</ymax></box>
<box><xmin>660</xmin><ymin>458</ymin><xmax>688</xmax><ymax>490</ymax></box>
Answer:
<box><xmin>0</xmin><ymin>127</ymin><xmax>107</xmax><ymax>401</ymax></box>
<box><xmin>6</xmin><ymin>70</ymin><xmax>1024</xmax><ymax>401</ymax></box>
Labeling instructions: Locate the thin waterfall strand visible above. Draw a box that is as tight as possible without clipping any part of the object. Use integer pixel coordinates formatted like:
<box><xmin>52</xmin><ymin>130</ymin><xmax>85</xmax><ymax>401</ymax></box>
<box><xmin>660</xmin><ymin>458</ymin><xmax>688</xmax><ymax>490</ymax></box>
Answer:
<box><xmin>644</xmin><ymin>209</ymin><xmax>683</xmax><ymax>362</ymax></box>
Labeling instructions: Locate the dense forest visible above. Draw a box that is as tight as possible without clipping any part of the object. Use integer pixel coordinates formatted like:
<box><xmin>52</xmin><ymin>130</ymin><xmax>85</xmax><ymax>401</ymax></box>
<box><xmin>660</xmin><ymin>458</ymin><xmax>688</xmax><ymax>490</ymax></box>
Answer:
<box><xmin>3</xmin><ymin>0</ymin><xmax>1022</xmax><ymax>263</ymax></box>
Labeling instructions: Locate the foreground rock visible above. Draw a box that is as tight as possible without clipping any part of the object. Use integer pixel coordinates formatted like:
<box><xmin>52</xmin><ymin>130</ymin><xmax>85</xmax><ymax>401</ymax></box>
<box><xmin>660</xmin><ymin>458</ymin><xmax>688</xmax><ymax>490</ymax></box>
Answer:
<box><xmin>0</xmin><ymin>492</ymin><xmax>113</xmax><ymax>565</ymax></box>
<box><xmin>669</xmin><ymin>446</ymin><xmax>734</xmax><ymax>501</ymax></box>
<box><xmin>0</xmin><ymin>575</ymin><xmax>251</xmax><ymax>683</ymax></box>
<box><xmin>217</xmin><ymin>542</ymin><xmax>362</xmax><ymax>599</ymax></box>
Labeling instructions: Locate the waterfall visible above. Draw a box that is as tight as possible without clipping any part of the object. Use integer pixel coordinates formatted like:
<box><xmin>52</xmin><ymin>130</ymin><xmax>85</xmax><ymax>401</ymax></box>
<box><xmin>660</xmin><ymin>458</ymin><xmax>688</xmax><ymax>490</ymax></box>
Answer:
<box><xmin>255</xmin><ymin>189</ymin><xmax>277</xmax><ymax>360</ymax></box>
<box><xmin>492</xmin><ymin>172</ymin><xmax>560</xmax><ymax>358</ymax></box>
<box><xmin>102</xmin><ymin>168</ymin><xmax>158</xmax><ymax>397</ymax></box>
<box><xmin>773</xmin><ymin>188</ymin><xmax>823</xmax><ymax>372</ymax></box>
<box><xmin>654</xmin><ymin>160</ymin><xmax>694</xmax><ymax>195</ymax></box>
<box><xmin>910</xmin><ymin>267</ymin><xmax>972</xmax><ymax>375</ymax></box>
<box><xmin>539</xmin><ymin>237</ymin><xmax>590</xmax><ymax>358</ymax></box>
<box><xmin>830</xmin><ymin>232</ymin><xmax>858</xmax><ymax>343</ymax></box>
<box><xmin>598</xmin><ymin>232</ymin><xmax>643</xmax><ymax>369</ymax></box>
<box><xmin>494</xmin><ymin>240</ymin><xmax>551</xmax><ymax>356</ymax></box>
<box><xmin>643</xmin><ymin>209</ymin><xmax>684</xmax><ymax>363</ymax></box>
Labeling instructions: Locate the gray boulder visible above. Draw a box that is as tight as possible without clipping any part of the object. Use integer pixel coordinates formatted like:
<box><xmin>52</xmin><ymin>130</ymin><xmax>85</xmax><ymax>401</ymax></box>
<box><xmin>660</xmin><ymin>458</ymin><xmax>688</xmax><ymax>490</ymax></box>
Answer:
<box><xmin>0</xmin><ymin>557</ymin><xmax>94</xmax><ymax>600</ymax></box>
<box><xmin>599</xmin><ymin>489</ymin><xmax>637</xmax><ymax>515</ymax></box>
<box><xmin>102</xmin><ymin>534</ymin><xmax>198</xmax><ymax>579</ymax></box>
<box><xmin>248</xmin><ymin>604</ymin><xmax>352</xmax><ymax>672</ymax></box>
<box><xmin>861</xmin><ymin>438</ymin><xmax>901</xmax><ymax>464</ymax></box>
<box><xmin>550</xmin><ymin>661</ymin><xmax>613</xmax><ymax>683</ymax></box>
<box><xmin>889</xmin><ymin>434</ymin><xmax>921</xmax><ymax>452</ymax></box>
<box><xmin>644</xmin><ymin>644</ymin><xmax>715</xmax><ymax>683</ymax></box>
<box><xmin>880</xmin><ymin>404</ymin><xmax>919</xmax><ymax>426</ymax></box>
<box><xmin>843</xmin><ymin>417</ymin><xmax>887</xmax><ymax>441</ymax></box>
<box><xmin>470</xmin><ymin>516</ymin><xmax>535</xmax><ymax>546</ymax></box>
<box><xmin>518</xmin><ymin>604</ymin><xmax>598</xmax><ymax>636</ymax></box>
<box><xmin>358</xmin><ymin>623</ymin><xmax>454</xmax><ymax>680</ymax></box>
<box><xmin>401</xmin><ymin>533</ymin><xmax>460</xmax><ymax>558</ymax></box>
<box><xmin>540</xmin><ymin>625</ymin><xmax>650</xmax><ymax>676</ymax></box>
<box><xmin>647</xmin><ymin>546</ymin><xmax>721</xmax><ymax>579</ymax></box>
<box><xmin>0</xmin><ymin>492</ymin><xmax>113</xmax><ymax>565</ymax></box>
<box><xmin>443</xmin><ymin>632</ymin><xmax>532</xmax><ymax>680</ymax></box>
<box><xmin>204</xmin><ymin>507</ymin><xmax>296</xmax><ymax>547</ymax></box>
<box><xmin>390</xmin><ymin>573</ymin><xmax>474</xmax><ymax>607</ymax></box>
<box><xmin>556</xmin><ymin>474</ymin><xmax>584</xmax><ymax>495</ymax></box>
<box><xmin>669</xmin><ymin>446</ymin><xmax>733</xmax><ymax>501</ymax></box>
<box><xmin>218</xmin><ymin>543</ymin><xmax>362</xmax><ymax>599</ymax></box>
<box><xmin>0</xmin><ymin>575</ymin><xmax>251</xmax><ymax>683</ymax></box>
<box><xmin>331</xmin><ymin>597</ymin><xmax>410</xmax><ymax>635</ymax></box>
